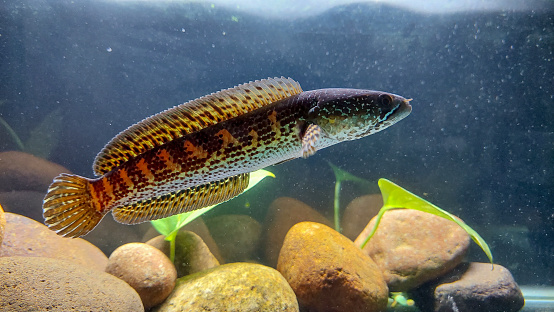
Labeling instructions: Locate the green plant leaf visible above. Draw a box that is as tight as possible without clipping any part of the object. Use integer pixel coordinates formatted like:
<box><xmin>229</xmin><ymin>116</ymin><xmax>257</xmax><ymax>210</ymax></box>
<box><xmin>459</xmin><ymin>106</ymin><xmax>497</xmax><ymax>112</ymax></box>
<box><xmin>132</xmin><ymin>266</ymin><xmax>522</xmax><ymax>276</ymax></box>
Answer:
<box><xmin>359</xmin><ymin>178</ymin><xmax>493</xmax><ymax>264</ymax></box>
<box><xmin>151</xmin><ymin>169</ymin><xmax>275</xmax><ymax>239</ymax></box>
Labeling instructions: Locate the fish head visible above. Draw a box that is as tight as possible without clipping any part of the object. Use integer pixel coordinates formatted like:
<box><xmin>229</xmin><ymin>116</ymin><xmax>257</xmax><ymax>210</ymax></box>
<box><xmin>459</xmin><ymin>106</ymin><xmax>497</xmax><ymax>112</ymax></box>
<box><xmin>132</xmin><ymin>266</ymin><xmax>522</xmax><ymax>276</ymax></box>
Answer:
<box><xmin>309</xmin><ymin>89</ymin><xmax>412</xmax><ymax>141</ymax></box>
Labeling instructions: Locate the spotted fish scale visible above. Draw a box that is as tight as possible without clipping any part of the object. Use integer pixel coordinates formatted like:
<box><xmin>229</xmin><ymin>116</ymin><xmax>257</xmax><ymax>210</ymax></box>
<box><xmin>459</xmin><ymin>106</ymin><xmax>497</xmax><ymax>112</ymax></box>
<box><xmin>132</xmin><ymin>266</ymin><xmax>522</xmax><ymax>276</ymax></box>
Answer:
<box><xmin>42</xmin><ymin>77</ymin><xmax>412</xmax><ymax>237</ymax></box>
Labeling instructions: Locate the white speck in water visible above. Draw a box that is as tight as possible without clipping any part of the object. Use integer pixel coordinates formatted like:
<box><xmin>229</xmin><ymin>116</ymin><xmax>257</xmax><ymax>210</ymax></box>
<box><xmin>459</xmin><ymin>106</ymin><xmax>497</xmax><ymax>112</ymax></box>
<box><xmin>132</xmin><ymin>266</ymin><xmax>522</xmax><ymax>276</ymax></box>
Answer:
<box><xmin>106</xmin><ymin>47</ymin><xmax>112</xmax><ymax>52</ymax></box>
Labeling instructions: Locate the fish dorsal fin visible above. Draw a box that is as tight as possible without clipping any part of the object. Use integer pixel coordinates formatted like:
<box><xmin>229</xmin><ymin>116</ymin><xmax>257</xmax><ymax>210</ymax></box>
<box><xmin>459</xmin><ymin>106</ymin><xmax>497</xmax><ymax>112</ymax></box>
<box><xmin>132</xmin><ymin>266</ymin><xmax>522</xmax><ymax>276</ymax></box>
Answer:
<box><xmin>111</xmin><ymin>173</ymin><xmax>250</xmax><ymax>224</ymax></box>
<box><xmin>93</xmin><ymin>77</ymin><xmax>303</xmax><ymax>176</ymax></box>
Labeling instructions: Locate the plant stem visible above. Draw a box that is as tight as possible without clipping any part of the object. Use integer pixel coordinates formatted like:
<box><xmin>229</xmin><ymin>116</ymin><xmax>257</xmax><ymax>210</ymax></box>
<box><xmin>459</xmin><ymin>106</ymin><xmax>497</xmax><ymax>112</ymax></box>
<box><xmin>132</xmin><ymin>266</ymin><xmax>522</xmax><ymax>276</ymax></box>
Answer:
<box><xmin>0</xmin><ymin>116</ymin><xmax>24</xmax><ymax>150</ymax></box>
<box><xmin>334</xmin><ymin>180</ymin><xmax>341</xmax><ymax>232</ymax></box>
<box><xmin>169</xmin><ymin>235</ymin><xmax>176</xmax><ymax>263</ymax></box>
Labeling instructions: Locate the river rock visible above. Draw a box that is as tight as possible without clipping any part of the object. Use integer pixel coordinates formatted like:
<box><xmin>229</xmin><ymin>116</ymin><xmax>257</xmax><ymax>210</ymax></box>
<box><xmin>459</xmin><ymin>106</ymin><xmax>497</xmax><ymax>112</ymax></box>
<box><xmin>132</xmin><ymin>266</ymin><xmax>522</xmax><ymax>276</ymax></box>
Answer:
<box><xmin>0</xmin><ymin>212</ymin><xmax>108</xmax><ymax>271</ymax></box>
<box><xmin>277</xmin><ymin>222</ymin><xmax>388</xmax><ymax>312</ymax></box>
<box><xmin>264</xmin><ymin>197</ymin><xmax>332</xmax><ymax>267</ymax></box>
<box><xmin>147</xmin><ymin>231</ymin><xmax>220</xmax><ymax>277</ymax></box>
<box><xmin>153</xmin><ymin>262</ymin><xmax>298</xmax><ymax>312</ymax></box>
<box><xmin>105</xmin><ymin>243</ymin><xmax>177</xmax><ymax>309</ymax></box>
<box><xmin>143</xmin><ymin>216</ymin><xmax>224</xmax><ymax>263</ymax></box>
<box><xmin>354</xmin><ymin>209</ymin><xmax>470</xmax><ymax>291</ymax></box>
<box><xmin>341</xmin><ymin>194</ymin><xmax>383</xmax><ymax>240</ymax></box>
<box><xmin>413</xmin><ymin>262</ymin><xmax>524</xmax><ymax>312</ymax></box>
<box><xmin>205</xmin><ymin>214</ymin><xmax>262</xmax><ymax>262</ymax></box>
<box><xmin>0</xmin><ymin>151</ymin><xmax>70</xmax><ymax>192</ymax></box>
<box><xmin>0</xmin><ymin>204</ymin><xmax>5</xmax><ymax>247</ymax></box>
<box><xmin>0</xmin><ymin>190</ymin><xmax>46</xmax><ymax>221</ymax></box>
<box><xmin>0</xmin><ymin>256</ymin><xmax>143</xmax><ymax>311</ymax></box>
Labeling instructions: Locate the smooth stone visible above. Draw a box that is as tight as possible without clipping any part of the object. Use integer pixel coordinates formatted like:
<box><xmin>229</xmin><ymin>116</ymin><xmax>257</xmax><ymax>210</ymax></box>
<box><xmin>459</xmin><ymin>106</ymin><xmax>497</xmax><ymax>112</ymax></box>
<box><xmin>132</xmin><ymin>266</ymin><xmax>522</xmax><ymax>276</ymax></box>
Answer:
<box><xmin>412</xmin><ymin>262</ymin><xmax>524</xmax><ymax>312</ymax></box>
<box><xmin>0</xmin><ymin>203</ymin><xmax>5</xmax><ymax>247</ymax></box>
<box><xmin>277</xmin><ymin>222</ymin><xmax>388</xmax><ymax>312</ymax></box>
<box><xmin>341</xmin><ymin>194</ymin><xmax>383</xmax><ymax>241</ymax></box>
<box><xmin>0</xmin><ymin>212</ymin><xmax>108</xmax><ymax>271</ymax></box>
<box><xmin>143</xmin><ymin>216</ymin><xmax>224</xmax><ymax>263</ymax></box>
<box><xmin>354</xmin><ymin>209</ymin><xmax>470</xmax><ymax>291</ymax></box>
<box><xmin>0</xmin><ymin>151</ymin><xmax>70</xmax><ymax>192</ymax></box>
<box><xmin>147</xmin><ymin>231</ymin><xmax>220</xmax><ymax>278</ymax></box>
<box><xmin>106</xmin><ymin>243</ymin><xmax>177</xmax><ymax>309</ymax></box>
<box><xmin>264</xmin><ymin>197</ymin><xmax>332</xmax><ymax>267</ymax></box>
<box><xmin>0</xmin><ymin>190</ymin><xmax>46</xmax><ymax>221</ymax></box>
<box><xmin>205</xmin><ymin>214</ymin><xmax>262</xmax><ymax>262</ymax></box>
<box><xmin>0</xmin><ymin>256</ymin><xmax>143</xmax><ymax>312</ymax></box>
<box><xmin>153</xmin><ymin>262</ymin><xmax>299</xmax><ymax>312</ymax></box>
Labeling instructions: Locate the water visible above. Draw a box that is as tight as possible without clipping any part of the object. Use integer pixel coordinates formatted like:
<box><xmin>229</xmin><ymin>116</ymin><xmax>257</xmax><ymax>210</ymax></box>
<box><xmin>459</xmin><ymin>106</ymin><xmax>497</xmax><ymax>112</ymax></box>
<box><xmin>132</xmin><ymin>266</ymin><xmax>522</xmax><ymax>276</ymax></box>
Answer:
<box><xmin>1</xmin><ymin>0</ymin><xmax>552</xmax><ymax>310</ymax></box>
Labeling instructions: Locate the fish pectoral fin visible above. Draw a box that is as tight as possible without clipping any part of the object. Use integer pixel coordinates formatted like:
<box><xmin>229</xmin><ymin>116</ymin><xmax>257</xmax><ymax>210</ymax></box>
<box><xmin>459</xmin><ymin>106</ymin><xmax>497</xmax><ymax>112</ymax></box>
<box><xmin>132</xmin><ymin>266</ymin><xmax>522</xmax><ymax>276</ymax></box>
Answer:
<box><xmin>111</xmin><ymin>173</ymin><xmax>250</xmax><ymax>224</ymax></box>
<box><xmin>301</xmin><ymin>124</ymin><xmax>322</xmax><ymax>158</ymax></box>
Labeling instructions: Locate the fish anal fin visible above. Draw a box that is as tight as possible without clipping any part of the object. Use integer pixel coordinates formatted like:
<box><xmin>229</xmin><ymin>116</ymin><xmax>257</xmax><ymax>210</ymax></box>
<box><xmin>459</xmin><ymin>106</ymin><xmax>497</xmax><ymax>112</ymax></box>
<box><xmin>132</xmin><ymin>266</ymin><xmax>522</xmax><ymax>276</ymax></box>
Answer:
<box><xmin>111</xmin><ymin>173</ymin><xmax>250</xmax><ymax>224</ymax></box>
<box><xmin>301</xmin><ymin>124</ymin><xmax>322</xmax><ymax>158</ymax></box>
<box><xmin>93</xmin><ymin>77</ymin><xmax>303</xmax><ymax>176</ymax></box>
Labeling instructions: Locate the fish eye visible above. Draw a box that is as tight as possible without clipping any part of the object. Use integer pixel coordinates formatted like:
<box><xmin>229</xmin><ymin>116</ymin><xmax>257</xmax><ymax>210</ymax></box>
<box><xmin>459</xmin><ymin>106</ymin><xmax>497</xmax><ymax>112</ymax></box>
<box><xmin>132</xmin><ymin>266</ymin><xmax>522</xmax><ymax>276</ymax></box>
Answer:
<box><xmin>379</xmin><ymin>94</ymin><xmax>393</xmax><ymax>106</ymax></box>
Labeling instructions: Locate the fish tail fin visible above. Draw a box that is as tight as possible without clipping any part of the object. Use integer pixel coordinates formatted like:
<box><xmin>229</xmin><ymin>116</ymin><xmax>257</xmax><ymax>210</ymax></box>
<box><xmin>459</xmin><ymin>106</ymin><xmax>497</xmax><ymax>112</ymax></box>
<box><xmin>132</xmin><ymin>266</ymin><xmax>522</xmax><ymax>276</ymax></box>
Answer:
<box><xmin>43</xmin><ymin>173</ymin><xmax>105</xmax><ymax>238</ymax></box>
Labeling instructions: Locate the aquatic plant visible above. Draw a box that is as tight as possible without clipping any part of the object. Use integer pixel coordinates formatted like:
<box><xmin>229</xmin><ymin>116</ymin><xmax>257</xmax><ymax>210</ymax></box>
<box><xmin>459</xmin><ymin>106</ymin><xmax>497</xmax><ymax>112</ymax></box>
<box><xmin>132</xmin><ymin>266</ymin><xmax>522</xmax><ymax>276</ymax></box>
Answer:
<box><xmin>151</xmin><ymin>169</ymin><xmax>275</xmax><ymax>262</ymax></box>
<box><xmin>0</xmin><ymin>115</ymin><xmax>25</xmax><ymax>150</ymax></box>
<box><xmin>388</xmin><ymin>292</ymin><xmax>416</xmax><ymax>309</ymax></box>
<box><xmin>328</xmin><ymin>162</ymin><xmax>373</xmax><ymax>232</ymax></box>
<box><xmin>359</xmin><ymin>178</ymin><xmax>493</xmax><ymax>264</ymax></box>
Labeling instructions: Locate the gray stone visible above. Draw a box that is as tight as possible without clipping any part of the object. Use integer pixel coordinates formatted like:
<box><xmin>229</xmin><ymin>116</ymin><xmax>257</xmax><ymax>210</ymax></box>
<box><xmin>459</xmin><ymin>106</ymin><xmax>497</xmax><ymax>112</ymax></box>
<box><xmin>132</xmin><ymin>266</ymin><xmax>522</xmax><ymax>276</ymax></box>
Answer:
<box><xmin>147</xmin><ymin>231</ymin><xmax>220</xmax><ymax>278</ymax></box>
<box><xmin>205</xmin><ymin>214</ymin><xmax>262</xmax><ymax>262</ymax></box>
<box><xmin>413</xmin><ymin>262</ymin><xmax>524</xmax><ymax>312</ymax></box>
<box><xmin>153</xmin><ymin>262</ymin><xmax>299</xmax><ymax>312</ymax></box>
<box><xmin>0</xmin><ymin>256</ymin><xmax>143</xmax><ymax>312</ymax></box>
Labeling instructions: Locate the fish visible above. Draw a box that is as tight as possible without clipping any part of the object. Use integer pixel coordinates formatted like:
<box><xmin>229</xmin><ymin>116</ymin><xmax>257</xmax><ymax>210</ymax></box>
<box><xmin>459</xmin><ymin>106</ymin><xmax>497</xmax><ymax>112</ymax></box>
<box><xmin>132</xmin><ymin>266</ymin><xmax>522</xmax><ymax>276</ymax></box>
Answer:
<box><xmin>43</xmin><ymin>77</ymin><xmax>412</xmax><ymax>237</ymax></box>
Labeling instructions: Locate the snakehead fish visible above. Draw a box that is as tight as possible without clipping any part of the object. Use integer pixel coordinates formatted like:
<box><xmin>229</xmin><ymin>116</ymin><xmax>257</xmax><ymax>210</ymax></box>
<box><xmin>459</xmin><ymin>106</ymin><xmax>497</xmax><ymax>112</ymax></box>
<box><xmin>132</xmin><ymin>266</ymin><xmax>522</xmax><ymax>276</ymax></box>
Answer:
<box><xmin>43</xmin><ymin>77</ymin><xmax>412</xmax><ymax>237</ymax></box>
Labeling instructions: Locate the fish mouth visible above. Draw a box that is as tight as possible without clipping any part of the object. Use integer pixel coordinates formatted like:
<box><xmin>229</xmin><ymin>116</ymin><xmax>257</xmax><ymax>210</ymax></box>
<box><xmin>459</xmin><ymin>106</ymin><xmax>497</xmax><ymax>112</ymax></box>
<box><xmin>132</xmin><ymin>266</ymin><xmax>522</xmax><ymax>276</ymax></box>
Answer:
<box><xmin>402</xmin><ymin>98</ymin><xmax>413</xmax><ymax>113</ymax></box>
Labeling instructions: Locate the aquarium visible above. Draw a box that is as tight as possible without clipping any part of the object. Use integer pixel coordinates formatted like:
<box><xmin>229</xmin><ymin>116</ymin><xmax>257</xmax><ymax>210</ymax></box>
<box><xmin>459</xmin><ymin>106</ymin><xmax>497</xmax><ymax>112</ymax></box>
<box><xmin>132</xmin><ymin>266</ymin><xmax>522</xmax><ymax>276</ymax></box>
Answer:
<box><xmin>0</xmin><ymin>0</ymin><xmax>552</xmax><ymax>311</ymax></box>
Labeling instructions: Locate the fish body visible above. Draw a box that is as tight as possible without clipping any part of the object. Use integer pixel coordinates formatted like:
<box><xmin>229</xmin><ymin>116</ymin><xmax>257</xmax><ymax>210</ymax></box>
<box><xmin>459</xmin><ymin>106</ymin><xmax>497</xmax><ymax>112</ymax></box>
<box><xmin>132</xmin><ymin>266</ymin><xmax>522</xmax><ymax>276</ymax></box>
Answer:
<box><xmin>43</xmin><ymin>78</ymin><xmax>411</xmax><ymax>237</ymax></box>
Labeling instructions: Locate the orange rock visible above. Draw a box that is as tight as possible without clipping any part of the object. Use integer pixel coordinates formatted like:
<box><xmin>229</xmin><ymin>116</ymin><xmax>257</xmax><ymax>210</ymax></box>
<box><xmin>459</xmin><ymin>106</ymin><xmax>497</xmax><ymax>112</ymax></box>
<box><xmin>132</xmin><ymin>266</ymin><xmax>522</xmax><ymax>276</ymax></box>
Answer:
<box><xmin>0</xmin><ymin>151</ymin><xmax>70</xmax><ymax>192</ymax></box>
<box><xmin>0</xmin><ymin>212</ymin><xmax>108</xmax><ymax>271</ymax></box>
<box><xmin>264</xmin><ymin>197</ymin><xmax>332</xmax><ymax>267</ymax></box>
<box><xmin>354</xmin><ymin>209</ymin><xmax>470</xmax><ymax>291</ymax></box>
<box><xmin>277</xmin><ymin>222</ymin><xmax>388</xmax><ymax>312</ymax></box>
<box><xmin>341</xmin><ymin>194</ymin><xmax>383</xmax><ymax>240</ymax></box>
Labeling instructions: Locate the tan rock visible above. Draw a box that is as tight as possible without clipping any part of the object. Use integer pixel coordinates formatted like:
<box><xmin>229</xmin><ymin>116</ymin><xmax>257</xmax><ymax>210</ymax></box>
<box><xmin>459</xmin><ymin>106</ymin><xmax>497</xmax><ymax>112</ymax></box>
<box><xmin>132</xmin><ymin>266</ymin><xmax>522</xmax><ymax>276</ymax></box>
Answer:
<box><xmin>264</xmin><ymin>197</ymin><xmax>332</xmax><ymax>267</ymax></box>
<box><xmin>106</xmin><ymin>243</ymin><xmax>177</xmax><ymax>309</ymax></box>
<box><xmin>0</xmin><ymin>151</ymin><xmax>70</xmax><ymax>192</ymax></box>
<box><xmin>146</xmin><ymin>231</ymin><xmax>220</xmax><ymax>278</ymax></box>
<box><xmin>277</xmin><ymin>222</ymin><xmax>388</xmax><ymax>312</ymax></box>
<box><xmin>153</xmin><ymin>263</ymin><xmax>298</xmax><ymax>312</ymax></box>
<box><xmin>341</xmin><ymin>194</ymin><xmax>383</xmax><ymax>240</ymax></box>
<box><xmin>354</xmin><ymin>209</ymin><xmax>470</xmax><ymax>291</ymax></box>
<box><xmin>0</xmin><ymin>256</ymin><xmax>143</xmax><ymax>311</ymax></box>
<box><xmin>0</xmin><ymin>212</ymin><xmax>108</xmax><ymax>271</ymax></box>
<box><xmin>205</xmin><ymin>214</ymin><xmax>262</xmax><ymax>262</ymax></box>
